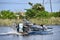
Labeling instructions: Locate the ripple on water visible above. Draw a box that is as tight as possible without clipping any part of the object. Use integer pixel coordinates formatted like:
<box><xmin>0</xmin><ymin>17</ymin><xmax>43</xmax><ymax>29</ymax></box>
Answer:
<box><xmin>0</xmin><ymin>25</ymin><xmax>60</xmax><ymax>40</ymax></box>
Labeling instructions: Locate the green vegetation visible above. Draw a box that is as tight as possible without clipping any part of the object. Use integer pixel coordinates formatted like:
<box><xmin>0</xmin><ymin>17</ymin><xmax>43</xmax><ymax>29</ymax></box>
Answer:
<box><xmin>51</xmin><ymin>12</ymin><xmax>60</xmax><ymax>17</ymax></box>
<box><xmin>25</xmin><ymin>3</ymin><xmax>60</xmax><ymax>25</ymax></box>
<box><xmin>0</xmin><ymin>3</ymin><xmax>60</xmax><ymax>26</ymax></box>
<box><xmin>25</xmin><ymin>3</ymin><xmax>60</xmax><ymax>19</ymax></box>
<box><xmin>0</xmin><ymin>3</ymin><xmax>60</xmax><ymax>19</ymax></box>
<box><xmin>0</xmin><ymin>10</ymin><xmax>17</xmax><ymax>19</ymax></box>
<box><xmin>25</xmin><ymin>3</ymin><xmax>46</xmax><ymax>19</ymax></box>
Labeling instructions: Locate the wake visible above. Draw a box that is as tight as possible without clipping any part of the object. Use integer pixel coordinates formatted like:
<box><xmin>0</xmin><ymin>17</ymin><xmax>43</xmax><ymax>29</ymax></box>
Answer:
<box><xmin>0</xmin><ymin>31</ymin><xmax>21</xmax><ymax>36</ymax></box>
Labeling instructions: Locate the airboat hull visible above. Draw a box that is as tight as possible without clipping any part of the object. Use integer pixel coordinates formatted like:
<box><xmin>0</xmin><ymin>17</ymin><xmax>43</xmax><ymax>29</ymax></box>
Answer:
<box><xmin>28</xmin><ymin>29</ymin><xmax>53</xmax><ymax>35</ymax></box>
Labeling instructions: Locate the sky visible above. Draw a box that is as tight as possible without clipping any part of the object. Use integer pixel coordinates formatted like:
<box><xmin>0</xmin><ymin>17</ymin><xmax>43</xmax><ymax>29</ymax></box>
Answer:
<box><xmin>0</xmin><ymin>0</ymin><xmax>60</xmax><ymax>12</ymax></box>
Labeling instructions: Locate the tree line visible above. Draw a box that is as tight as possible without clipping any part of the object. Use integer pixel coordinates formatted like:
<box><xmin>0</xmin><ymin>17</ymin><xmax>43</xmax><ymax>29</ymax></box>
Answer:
<box><xmin>0</xmin><ymin>3</ymin><xmax>60</xmax><ymax>19</ymax></box>
<box><xmin>25</xmin><ymin>3</ymin><xmax>60</xmax><ymax>19</ymax></box>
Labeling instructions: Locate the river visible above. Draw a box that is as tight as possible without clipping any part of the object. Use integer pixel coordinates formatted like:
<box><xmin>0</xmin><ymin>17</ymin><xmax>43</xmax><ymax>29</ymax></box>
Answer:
<box><xmin>0</xmin><ymin>25</ymin><xmax>60</xmax><ymax>40</ymax></box>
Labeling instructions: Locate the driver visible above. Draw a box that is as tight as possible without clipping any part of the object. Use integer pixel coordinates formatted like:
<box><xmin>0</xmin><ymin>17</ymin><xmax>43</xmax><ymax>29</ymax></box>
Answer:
<box><xmin>40</xmin><ymin>24</ymin><xmax>47</xmax><ymax>31</ymax></box>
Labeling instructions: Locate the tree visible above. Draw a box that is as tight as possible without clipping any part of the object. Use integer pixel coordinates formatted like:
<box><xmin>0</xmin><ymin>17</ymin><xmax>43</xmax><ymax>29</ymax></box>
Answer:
<box><xmin>36</xmin><ymin>11</ymin><xmax>49</xmax><ymax>18</ymax></box>
<box><xmin>52</xmin><ymin>11</ymin><xmax>60</xmax><ymax>17</ymax></box>
<box><xmin>25</xmin><ymin>9</ymin><xmax>36</xmax><ymax>18</ymax></box>
<box><xmin>32</xmin><ymin>3</ymin><xmax>45</xmax><ymax>11</ymax></box>
<box><xmin>25</xmin><ymin>3</ymin><xmax>46</xmax><ymax>18</ymax></box>
<box><xmin>0</xmin><ymin>10</ymin><xmax>16</xmax><ymax>19</ymax></box>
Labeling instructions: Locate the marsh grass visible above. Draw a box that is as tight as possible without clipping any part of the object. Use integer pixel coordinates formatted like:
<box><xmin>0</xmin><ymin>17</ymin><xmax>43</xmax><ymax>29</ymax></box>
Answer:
<box><xmin>0</xmin><ymin>17</ymin><xmax>60</xmax><ymax>26</ymax></box>
<box><xmin>0</xmin><ymin>19</ymin><xmax>22</xmax><ymax>26</ymax></box>
<box><xmin>29</xmin><ymin>17</ymin><xmax>60</xmax><ymax>25</ymax></box>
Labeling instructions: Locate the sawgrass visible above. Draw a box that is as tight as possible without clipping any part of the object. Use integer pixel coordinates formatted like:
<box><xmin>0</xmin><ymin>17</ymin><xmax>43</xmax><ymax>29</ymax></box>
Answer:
<box><xmin>29</xmin><ymin>17</ymin><xmax>60</xmax><ymax>25</ymax></box>
<box><xmin>0</xmin><ymin>17</ymin><xmax>60</xmax><ymax>26</ymax></box>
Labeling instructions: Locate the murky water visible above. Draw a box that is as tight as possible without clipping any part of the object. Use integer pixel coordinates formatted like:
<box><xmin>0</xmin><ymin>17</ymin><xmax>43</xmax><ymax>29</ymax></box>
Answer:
<box><xmin>0</xmin><ymin>25</ymin><xmax>60</xmax><ymax>40</ymax></box>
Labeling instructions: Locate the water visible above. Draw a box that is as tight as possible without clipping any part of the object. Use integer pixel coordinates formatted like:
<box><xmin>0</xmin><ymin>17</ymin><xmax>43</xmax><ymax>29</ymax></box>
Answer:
<box><xmin>0</xmin><ymin>25</ymin><xmax>60</xmax><ymax>40</ymax></box>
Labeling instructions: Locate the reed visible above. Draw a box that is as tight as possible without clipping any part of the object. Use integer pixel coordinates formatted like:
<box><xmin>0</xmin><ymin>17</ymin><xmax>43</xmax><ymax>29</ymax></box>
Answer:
<box><xmin>29</xmin><ymin>17</ymin><xmax>60</xmax><ymax>25</ymax></box>
<box><xmin>0</xmin><ymin>17</ymin><xmax>60</xmax><ymax>26</ymax></box>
